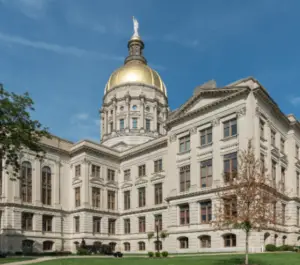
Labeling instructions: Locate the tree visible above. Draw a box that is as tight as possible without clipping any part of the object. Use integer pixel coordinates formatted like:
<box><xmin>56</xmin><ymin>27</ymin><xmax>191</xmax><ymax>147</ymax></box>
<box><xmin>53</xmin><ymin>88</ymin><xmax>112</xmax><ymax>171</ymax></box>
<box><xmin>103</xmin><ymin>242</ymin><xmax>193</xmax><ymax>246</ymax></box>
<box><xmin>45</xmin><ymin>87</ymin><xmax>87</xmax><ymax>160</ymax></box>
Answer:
<box><xmin>0</xmin><ymin>84</ymin><xmax>50</xmax><ymax>177</ymax></box>
<box><xmin>214</xmin><ymin>140</ymin><xmax>288</xmax><ymax>265</ymax></box>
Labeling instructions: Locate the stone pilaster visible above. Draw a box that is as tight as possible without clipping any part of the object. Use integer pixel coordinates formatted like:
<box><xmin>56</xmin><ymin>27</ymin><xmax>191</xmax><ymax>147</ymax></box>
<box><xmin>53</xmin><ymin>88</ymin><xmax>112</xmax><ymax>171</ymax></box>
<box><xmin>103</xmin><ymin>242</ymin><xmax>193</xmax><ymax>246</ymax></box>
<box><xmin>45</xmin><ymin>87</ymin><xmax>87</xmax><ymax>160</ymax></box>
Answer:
<box><xmin>83</xmin><ymin>159</ymin><xmax>90</xmax><ymax>207</ymax></box>
<box><xmin>34</xmin><ymin>159</ymin><xmax>41</xmax><ymax>206</ymax></box>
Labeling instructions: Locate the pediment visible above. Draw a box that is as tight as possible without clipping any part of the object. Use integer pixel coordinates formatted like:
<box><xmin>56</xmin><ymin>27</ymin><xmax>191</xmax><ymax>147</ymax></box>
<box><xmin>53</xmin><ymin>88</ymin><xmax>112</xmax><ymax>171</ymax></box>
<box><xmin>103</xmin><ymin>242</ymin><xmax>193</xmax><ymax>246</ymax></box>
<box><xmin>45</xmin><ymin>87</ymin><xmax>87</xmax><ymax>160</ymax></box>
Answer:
<box><xmin>90</xmin><ymin>178</ymin><xmax>105</xmax><ymax>185</ymax></box>
<box><xmin>135</xmin><ymin>177</ymin><xmax>148</xmax><ymax>186</ymax></box>
<box><xmin>72</xmin><ymin>178</ymin><xmax>82</xmax><ymax>185</ymax></box>
<box><xmin>150</xmin><ymin>173</ymin><xmax>165</xmax><ymax>182</ymax></box>
<box><xmin>106</xmin><ymin>181</ymin><xmax>118</xmax><ymax>189</ymax></box>
<box><xmin>170</xmin><ymin>88</ymin><xmax>246</xmax><ymax>120</ymax></box>
<box><xmin>110</xmin><ymin>141</ymin><xmax>129</xmax><ymax>152</ymax></box>
<box><xmin>121</xmin><ymin>182</ymin><xmax>133</xmax><ymax>189</ymax></box>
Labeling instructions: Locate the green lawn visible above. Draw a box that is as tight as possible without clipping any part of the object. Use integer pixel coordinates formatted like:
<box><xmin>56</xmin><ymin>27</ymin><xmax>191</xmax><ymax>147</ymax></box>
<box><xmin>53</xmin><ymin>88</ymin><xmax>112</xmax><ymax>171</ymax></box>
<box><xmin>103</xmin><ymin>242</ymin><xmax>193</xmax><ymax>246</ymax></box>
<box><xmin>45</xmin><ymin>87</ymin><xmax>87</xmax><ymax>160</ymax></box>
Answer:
<box><xmin>25</xmin><ymin>253</ymin><xmax>300</xmax><ymax>265</ymax></box>
<box><xmin>0</xmin><ymin>257</ymin><xmax>34</xmax><ymax>264</ymax></box>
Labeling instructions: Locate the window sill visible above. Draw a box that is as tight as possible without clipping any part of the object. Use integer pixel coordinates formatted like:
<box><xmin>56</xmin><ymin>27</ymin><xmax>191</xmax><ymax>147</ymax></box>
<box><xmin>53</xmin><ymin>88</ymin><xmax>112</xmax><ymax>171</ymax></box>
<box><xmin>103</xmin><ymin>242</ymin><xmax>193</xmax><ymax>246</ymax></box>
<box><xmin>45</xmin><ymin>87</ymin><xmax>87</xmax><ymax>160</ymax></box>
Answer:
<box><xmin>197</xmin><ymin>142</ymin><xmax>213</xmax><ymax>149</ymax></box>
<box><xmin>221</xmin><ymin>134</ymin><xmax>238</xmax><ymax>142</ymax></box>
<box><xmin>177</xmin><ymin>150</ymin><xmax>191</xmax><ymax>155</ymax></box>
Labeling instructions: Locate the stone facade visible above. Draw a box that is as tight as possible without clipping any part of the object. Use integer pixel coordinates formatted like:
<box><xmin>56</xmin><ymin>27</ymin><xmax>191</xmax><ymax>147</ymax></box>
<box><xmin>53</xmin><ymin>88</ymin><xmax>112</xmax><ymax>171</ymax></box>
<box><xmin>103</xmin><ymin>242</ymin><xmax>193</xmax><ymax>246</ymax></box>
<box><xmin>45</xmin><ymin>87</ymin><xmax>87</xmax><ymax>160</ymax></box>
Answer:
<box><xmin>1</xmin><ymin>35</ymin><xmax>300</xmax><ymax>254</ymax></box>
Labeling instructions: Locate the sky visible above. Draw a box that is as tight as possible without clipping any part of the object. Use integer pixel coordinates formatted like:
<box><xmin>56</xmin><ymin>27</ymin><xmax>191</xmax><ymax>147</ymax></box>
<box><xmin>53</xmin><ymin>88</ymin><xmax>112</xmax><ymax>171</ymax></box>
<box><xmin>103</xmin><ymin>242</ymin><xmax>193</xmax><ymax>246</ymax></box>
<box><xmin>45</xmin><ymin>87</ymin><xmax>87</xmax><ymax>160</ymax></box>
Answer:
<box><xmin>1</xmin><ymin>0</ymin><xmax>300</xmax><ymax>143</ymax></box>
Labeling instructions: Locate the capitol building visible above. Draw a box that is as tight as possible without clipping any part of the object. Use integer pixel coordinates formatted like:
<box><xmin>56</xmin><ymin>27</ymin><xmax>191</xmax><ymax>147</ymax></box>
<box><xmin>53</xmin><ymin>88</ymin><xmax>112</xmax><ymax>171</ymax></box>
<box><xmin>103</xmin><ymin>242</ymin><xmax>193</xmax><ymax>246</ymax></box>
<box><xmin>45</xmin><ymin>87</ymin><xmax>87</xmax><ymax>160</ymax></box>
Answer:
<box><xmin>1</xmin><ymin>22</ymin><xmax>300</xmax><ymax>254</ymax></box>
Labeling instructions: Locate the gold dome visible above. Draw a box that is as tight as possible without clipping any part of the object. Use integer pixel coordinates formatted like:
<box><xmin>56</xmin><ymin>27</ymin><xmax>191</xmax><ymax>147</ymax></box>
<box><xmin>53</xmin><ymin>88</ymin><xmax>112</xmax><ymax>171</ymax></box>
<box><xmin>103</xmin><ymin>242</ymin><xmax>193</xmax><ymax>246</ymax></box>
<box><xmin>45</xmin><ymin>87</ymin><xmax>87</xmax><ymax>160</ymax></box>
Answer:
<box><xmin>105</xmin><ymin>61</ymin><xmax>167</xmax><ymax>95</ymax></box>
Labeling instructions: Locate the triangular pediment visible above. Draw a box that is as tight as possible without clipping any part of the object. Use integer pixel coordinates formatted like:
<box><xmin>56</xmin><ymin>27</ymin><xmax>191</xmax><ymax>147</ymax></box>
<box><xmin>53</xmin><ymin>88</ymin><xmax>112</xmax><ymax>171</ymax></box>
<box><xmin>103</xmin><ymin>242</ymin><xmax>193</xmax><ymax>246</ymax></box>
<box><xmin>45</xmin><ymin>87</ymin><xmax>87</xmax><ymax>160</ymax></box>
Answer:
<box><xmin>110</xmin><ymin>141</ymin><xmax>129</xmax><ymax>151</ymax></box>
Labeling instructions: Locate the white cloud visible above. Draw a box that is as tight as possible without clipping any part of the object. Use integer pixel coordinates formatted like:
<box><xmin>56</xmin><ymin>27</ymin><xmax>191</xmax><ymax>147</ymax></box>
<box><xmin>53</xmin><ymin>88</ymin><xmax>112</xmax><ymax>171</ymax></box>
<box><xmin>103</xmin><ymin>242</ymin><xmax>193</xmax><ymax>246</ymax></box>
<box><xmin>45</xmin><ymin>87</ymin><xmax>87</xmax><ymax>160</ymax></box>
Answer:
<box><xmin>290</xmin><ymin>97</ymin><xmax>300</xmax><ymax>106</ymax></box>
<box><xmin>0</xmin><ymin>0</ymin><xmax>53</xmax><ymax>19</ymax></box>
<box><xmin>0</xmin><ymin>32</ymin><xmax>123</xmax><ymax>61</ymax></box>
<box><xmin>163</xmin><ymin>34</ymin><xmax>199</xmax><ymax>48</ymax></box>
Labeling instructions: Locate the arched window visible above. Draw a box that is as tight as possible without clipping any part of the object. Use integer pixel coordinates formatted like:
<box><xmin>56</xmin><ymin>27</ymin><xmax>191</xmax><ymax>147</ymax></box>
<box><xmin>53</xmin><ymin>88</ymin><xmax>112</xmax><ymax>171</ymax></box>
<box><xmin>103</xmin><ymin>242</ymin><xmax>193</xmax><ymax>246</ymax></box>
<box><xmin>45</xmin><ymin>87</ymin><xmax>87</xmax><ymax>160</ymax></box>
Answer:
<box><xmin>178</xmin><ymin>237</ymin><xmax>189</xmax><ymax>249</ymax></box>
<box><xmin>274</xmin><ymin>234</ymin><xmax>278</xmax><ymax>245</ymax></box>
<box><xmin>223</xmin><ymin>234</ymin><xmax>236</xmax><ymax>247</ymax></box>
<box><xmin>21</xmin><ymin>162</ymin><xmax>32</xmax><ymax>203</ymax></box>
<box><xmin>22</xmin><ymin>240</ymin><xmax>34</xmax><ymax>254</ymax></box>
<box><xmin>199</xmin><ymin>235</ymin><xmax>211</xmax><ymax>248</ymax></box>
<box><xmin>124</xmin><ymin>242</ymin><xmax>130</xmax><ymax>251</ymax></box>
<box><xmin>42</xmin><ymin>166</ymin><xmax>52</xmax><ymax>205</ymax></box>
<box><xmin>43</xmin><ymin>241</ymin><xmax>54</xmax><ymax>251</ymax></box>
<box><xmin>154</xmin><ymin>240</ymin><xmax>162</xmax><ymax>251</ymax></box>
<box><xmin>109</xmin><ymin>242</ymin><xmax>116</xmax><ymax>252</ymax></box>
<box><xmin>138</xmin><ymin>241</ymin><xmax>145</xmax><ymax>251</ymax></box>
<box><xmin>264</xmin><ymin>232</ymin><xmax>270</xmax><ymax>245</ymax></box>
<box><xmin>282</xmin><ymin>235</ymin><xmax>287</xmax><ymax>245</ymax></box>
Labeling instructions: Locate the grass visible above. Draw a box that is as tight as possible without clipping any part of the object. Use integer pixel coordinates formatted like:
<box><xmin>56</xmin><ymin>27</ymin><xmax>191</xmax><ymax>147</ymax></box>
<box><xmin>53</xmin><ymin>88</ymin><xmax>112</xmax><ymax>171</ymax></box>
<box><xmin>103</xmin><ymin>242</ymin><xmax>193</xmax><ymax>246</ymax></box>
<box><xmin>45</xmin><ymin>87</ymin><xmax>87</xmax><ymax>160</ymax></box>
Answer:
<box><xmin>0</xmin><ymin>257</ymin><xmax>35</xmax><ymax>264</ymax></box>
<box><xmin>23</xmin><ymin>253</ymin><xmax>300</xmax><ymax>265</ymax></box>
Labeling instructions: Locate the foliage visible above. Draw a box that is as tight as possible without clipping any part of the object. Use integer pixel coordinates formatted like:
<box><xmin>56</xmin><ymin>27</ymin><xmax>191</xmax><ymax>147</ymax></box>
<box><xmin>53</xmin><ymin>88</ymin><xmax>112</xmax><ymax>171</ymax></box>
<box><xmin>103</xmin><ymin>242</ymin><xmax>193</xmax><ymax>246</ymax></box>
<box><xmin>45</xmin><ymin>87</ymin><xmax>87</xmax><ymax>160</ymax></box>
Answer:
<box><xmin>160</xmin><ymin>231</ymin><xmax>169</xmax><ymax>239</ymax></box>
<box><xmin>265</xmin><ymin>244</ymin><xmax>277</xmax><ymax>252</ymax></box>
<box><xmin>0</xmin><ymin>84</ymin><xmax>51</xmax><ymax>177</ymax></box>
<box><xmin>77</xmin><ymin>248</ymin><xmax>90</xmax><ymax>255</ymax></box>
<box><xmin>161</xmin><ymin>251</ymin><xmax>168</xmax><ymax>257</ymax></box>
<box><xmin>147</xmin><ymin>251</ymin><xmax>154</xmax><ymax>258</ymax></box>
<box><xmin>277</xmin><ymin>245</ymin><xmax>294</xmax><ymax>251</ymax></box>
<box><xmin>147</xmin><ymin>232</ymin><xmax>154</xmax><ymax>240</ymax></box>
<box><xmin>213</xmin><ymin>140</ymin><xmax>288</xmax><ymax>265</ymax></box>
<box><xmin>155</xmin><ymin>252</ymin><xmax>161</xmax><ymax>258</ymax></box>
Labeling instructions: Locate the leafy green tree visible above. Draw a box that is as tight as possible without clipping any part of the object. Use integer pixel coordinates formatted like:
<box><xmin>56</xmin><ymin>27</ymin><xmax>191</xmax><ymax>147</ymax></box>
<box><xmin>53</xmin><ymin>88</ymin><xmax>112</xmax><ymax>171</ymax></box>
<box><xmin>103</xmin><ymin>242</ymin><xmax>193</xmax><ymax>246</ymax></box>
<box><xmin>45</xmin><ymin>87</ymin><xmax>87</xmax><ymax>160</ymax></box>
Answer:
<box><xmin>0</xmin><ymin>84</ymin><xmax>50</xmax><ymax>177</ymax></box>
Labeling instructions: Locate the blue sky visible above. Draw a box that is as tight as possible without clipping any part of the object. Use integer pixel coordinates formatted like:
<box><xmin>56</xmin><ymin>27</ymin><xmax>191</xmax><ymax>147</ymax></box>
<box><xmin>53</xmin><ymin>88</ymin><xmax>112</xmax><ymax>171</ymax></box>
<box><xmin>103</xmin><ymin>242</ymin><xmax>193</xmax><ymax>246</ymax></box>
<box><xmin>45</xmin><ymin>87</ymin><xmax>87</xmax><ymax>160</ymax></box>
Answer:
<box><xmin>1</xmin><ymin>0</ymin><xmax>300</xmax><ymax>142</ymax></box>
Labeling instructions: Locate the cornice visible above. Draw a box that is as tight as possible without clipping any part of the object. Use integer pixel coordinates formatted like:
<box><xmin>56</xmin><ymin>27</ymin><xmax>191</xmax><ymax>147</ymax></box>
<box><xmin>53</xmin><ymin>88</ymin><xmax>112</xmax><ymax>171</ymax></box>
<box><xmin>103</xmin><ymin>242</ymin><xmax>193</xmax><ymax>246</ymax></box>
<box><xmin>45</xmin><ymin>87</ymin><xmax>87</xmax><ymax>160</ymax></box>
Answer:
<box><xmin>120</xmin><ymin>205</ymin><xmax>167</xmax><ymax>216</ymax></box>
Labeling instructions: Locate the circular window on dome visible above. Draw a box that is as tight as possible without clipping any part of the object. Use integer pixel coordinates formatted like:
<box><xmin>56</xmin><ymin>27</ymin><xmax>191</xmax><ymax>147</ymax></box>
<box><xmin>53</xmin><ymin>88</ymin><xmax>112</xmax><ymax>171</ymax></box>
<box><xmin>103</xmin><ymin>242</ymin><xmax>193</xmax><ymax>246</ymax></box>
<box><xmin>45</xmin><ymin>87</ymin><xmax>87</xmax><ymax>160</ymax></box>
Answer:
<box><xmin>145</xmin><ymin>106</ymin><xmax>150</xmax><ymax>112</ymax></box>
<box><xmin>120</xmin><ymin>106</ymin><xmax>124</xmax><ymax>111</ymax></box>
<box><xmin>132</xmin><ymin>105</ymin><xmax>137</xmax><ymax>110</ymax></box>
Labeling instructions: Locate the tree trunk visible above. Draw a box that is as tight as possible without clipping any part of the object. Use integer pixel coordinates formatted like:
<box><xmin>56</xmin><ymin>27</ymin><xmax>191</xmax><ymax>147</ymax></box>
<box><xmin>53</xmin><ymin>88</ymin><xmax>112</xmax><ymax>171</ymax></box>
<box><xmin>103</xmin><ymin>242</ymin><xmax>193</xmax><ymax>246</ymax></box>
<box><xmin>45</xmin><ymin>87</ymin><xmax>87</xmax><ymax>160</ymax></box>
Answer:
<box><xmin>245</xmin><ymin>230</ymin><xmax>249</xmax><ymax>265</ymax></box>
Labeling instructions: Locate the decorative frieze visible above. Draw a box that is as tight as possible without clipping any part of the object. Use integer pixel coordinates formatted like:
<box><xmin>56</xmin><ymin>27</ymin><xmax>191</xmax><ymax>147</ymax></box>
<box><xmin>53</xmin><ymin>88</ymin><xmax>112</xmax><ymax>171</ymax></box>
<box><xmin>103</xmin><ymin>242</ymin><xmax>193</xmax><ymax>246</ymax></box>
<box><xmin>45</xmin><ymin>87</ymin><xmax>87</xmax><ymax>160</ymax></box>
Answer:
<box><xmin>169</xmin><ymin>134</ymin><xmax>177</xmax><ymax>142</ymax></box>
<box><xmin>237</xmin><ymin>106</ymin><xmax>246</xmax><ymax>117</ymax></box>
<box><xmin>212</xmin><ymin>118</ymin><xmax>220</xmax><ymax>127</ymax></box>
<box><xmin>189</xmin><ymin>127</ymin><xmax>197</xmax><ymax>135</ymax></box>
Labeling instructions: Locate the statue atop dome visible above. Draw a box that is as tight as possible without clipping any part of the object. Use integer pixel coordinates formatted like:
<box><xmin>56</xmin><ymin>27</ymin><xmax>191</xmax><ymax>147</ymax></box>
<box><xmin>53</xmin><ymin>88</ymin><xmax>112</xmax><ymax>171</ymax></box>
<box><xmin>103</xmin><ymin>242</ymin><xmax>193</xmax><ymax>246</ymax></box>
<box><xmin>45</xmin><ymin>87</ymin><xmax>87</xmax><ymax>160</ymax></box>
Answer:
<box><xmin>132</xmin><ymin>16</ymin><xmax>140</xmax><ymax>38</ymax></box>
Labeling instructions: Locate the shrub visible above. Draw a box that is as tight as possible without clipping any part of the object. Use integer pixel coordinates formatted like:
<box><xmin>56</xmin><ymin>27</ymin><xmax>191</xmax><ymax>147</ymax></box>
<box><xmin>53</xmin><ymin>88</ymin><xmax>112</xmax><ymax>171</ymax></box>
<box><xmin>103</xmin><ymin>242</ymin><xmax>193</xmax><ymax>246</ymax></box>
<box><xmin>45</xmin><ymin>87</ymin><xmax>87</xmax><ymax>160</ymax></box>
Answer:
<box><xmin>148</xmin><ymin>251</ymin><xmax>154</xmax><ymax>258</ymax></box>
<box><xmin>77</xmin><ymin>248</ymin><xmax>90</xmax><ymax>255</ymax></box>
<box><xmin>155</xmin><ymin>252</ymin><xmax>161</xmax><ymax>258</ymax></box>
<box><xmin>277</xmin><ymin>245</ymin><xmax>294</xmax><ymax>251</ymax></box>
<box><xmin>147</xmin><ymin>232</ymin><xmax>154</xmax><ymax>240</ymax></box>
<box><xmin>15</xmin><ymin>251</ymin><xmax>23</xmax><ymax>256</ymax></box>
<box><xmin>265</xmin><ymin>244</ymin><xmax>277</xmax><ymax>252</ymax></box>
<box><xmin>161</xmin><ymin>251</ymin><xmax>168</xmax><ymax>257</ymax></box>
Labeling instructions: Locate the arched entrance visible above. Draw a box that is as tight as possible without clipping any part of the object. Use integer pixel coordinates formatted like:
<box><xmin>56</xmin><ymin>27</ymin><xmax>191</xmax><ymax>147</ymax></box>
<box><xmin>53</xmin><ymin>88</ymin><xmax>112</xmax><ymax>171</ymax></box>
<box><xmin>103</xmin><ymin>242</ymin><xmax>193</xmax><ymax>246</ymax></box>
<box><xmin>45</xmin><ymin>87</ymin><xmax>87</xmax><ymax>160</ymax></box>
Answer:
<box><xmin>22</xmin><ymin>240</ymin><xmax>34</xmax><ymax>254</ymax></box>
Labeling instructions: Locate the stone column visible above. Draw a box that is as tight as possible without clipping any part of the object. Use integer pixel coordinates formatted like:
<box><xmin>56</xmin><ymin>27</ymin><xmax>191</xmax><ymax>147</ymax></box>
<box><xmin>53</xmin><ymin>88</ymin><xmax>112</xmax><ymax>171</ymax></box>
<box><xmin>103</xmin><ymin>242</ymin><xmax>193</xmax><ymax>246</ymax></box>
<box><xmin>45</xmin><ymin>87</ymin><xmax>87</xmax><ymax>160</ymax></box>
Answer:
<box><xmin>153</xmin><ymin>103</ymin><xmax>158</xmax><ymax>132</ymax></box>
<box><xmin>82</xmin><ymin>159</ymin><xmax>90</xmax><ymax>207</ymax></box>
<box><xmin>127</xmin><ymin>102</ymin><xmax>131</xmax><ymax>130</ymax></box>
<box><xmin>101</xmin><ymin>110</ymin><xmax>106</xmax><ymax>136</ymax></box>
<box><xmin>105</xmin><ymin>110</ymin><xmax>108</xmax><ymax>135</ymax></box>
<box><xmin>140</xmin><ymin>97</ymin><xmax>144</xmax><ymax>130</ymax></box>
<box><xmin>34</xmin><ymin>159</ymin><xmax>41</xmax><ymax>206</ymax></box>
<box><xmin>113</xmin><ymin>102</ymin><xmax>117</xmax><ymax>132</ymax></box>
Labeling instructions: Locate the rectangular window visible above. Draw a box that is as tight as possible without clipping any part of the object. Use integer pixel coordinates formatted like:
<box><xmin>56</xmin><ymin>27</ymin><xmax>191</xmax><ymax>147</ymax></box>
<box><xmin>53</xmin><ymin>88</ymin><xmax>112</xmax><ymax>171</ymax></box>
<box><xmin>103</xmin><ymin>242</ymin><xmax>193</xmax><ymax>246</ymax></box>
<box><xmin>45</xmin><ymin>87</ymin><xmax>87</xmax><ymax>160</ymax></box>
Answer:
<box><xmin>223</xmin><ymin>119</ymin><xmax>237</xmax><ymax>138</ymax></box>
<box><xmin>260</xmin><ymin>119</ymin><xmax>265</xmax><ymax>139</ymax></box>
<box><xmin>75</xmin><ymin>187</ymin><xmax>80</xmax><ymax>207</ymax></box>
<box><xmin>260</xmin><ymin>154</ymin><xmax>265</xmax><ymax>174</ymax></box>
<box><xmin>93</xmin><ymin>217</ymin><xmax>101</xmax><ymax>233</ymax></box>
<box><xmin>273</xmin><ymin>203</ymin><xmax>277</xmax><ymax>224</ymax></box>
<box><xmin>280</xmin><ymin>138</ymin><xmax>285</xmax><ymax>153</ymax></box>
<box><xmin>297</xmin><ymin>172</ymin><xmax>300</xmax><ymax>196</ymax></box>
<box><xmin>272</xmin><ymin>161</ymin><xmax>277</xmax><ymax>188</ymax></box>
<box><xmin>281</xmin><ymin>167</ymin><xmax>285</xmax><ymax>192</ymax></box>
<box><xmin>157</xmin><ymin>123</ymin><xmax>160</xmax><ymax>133</ymax></box>
<box><xmin>138</xmin><ymin>187</ymin><xmax>146</xmax><ymax>207</ymax></box>
<box><xmin>282</xmin><ymin>203</ymin><xmax>286</xmax><ymax>225</ymax></box>
<box><xmin>21</xmin><ymin>213</ymin><xmax>33</xmax><ymax>231</ymax></box>
<box><xmin>74</xmin><ymin>216</ymin><xmax>80</xmax><ymax>233</ymax></box>
<box><xmin>271</xmin><ymin>130</ymin><xmax>276</xmax><ymax>146</ymax></box>
<box><xmin>154</xmin><ymin>159</ymin><xmax>163</xmax><ymax>173</ymax></box>
<box><xmin>120</xmin><ymin>119</ymin><xmax>124</xmax><ymax>130</ymax></box>
<box><xmin>92</xmin><ymin>187</ymin><xmax>100</xmax><ymax>208</ymax></box>
<box><xmin>154</xmin><ymin>214</ymin><xmax>163</xmax><ymax>231</ymax></box>
<box><xmin>124</xmin><ymin>190</ymin><xmax>131</xmax><ymax>210</ymax></box>
<box><xmin>179</xmin><ymin>135</ymin><xmax>190</xmax><ymax>153</ymax></box>
<box><xmin>138</xmin><ymin>164</ymin><xmax>146</xmax><ymax>177</ymax></box>
<box><xmin>75</xmin><ymin>165</ymin><xmax>81</xmax><ymax>177</ymax></box>
<box><xmin>42</xmin><ymin>215</ymin><xmax>52</xmax><ymax>232</ymax></box>
<box><xmin>139</xmin><ymin>216</ymin><xmax>146</xmax><ymax>233</ymax></box>
<box><xmin>224</xmin><ymin>197</ymin><xmax>237</xmax><ymax>220</ymax></box>
<box><xmin>107</xmin><ymin>190</ymin><xmax>116</xmax><ymax>210</ymax></box>
<box><xmin>110</xmin><ymin>122</ymin><xmax>113</xmax><ymax>132</ymax></box>
<box><xmin>200</xmin><ymin>200</ymin><xmax>212</xmax><ymax>223</ymax></box>
<box><xmin>146</xmin><ymin>119</ymin><xmax>151</xmax><ymax>131</ymax></box>
<box><xmin>297</xmin><ymin>207</ymin><xmax>300</xmax><ymax>226</ymax></box>
<box><xmin>124</xmin><ymin>169</ymin><xmax>131</xmax><ymax>181</ymax></box>
<box><xmin>180</xmin><ymin>165</ymin><xmax>190</xmax><ymax>192</ymax></box>
<box><xmin>200</xmin><ymin>127</ymin><xmax>212</xmax><ymax>146</ymax></box>
<box><xmin>179</xmin><ymin>205</ymin><xmax>190</xmax><ymax>225</ymax></box>
<box><xmin>296</xmin><ymin>145</ymin><xmax>299</xmax><ymax>159</ymax></box>
<box><xmin>154</xmin><ymin>183</ymin><xmax>163</xmax><ymax>205</ymax></box>
<box><xmin>108</xmin><ymin>219</ymin><xmax>116</xmax><ymax>235</ymax></box>
<box><xmin>132</xmin><ymin>118</ymin><xmax>137</xmax><ymax>129</ymax></box>
<box><xmin>200</xmin><ymin>159</ymin><xmax>213</xmax><ymax>188</ymax></box>
<box><xmin>124</xmin><ymin>219</ymin><xmax>131</xmax><ymax>234</ymax></box>
<box><xmin>107</xmin><ymin>169</ymin><xmax>115</xmax><ymax>181</ymax></box>
<box><xmin>91</xmin><ymin>165</ymin><xmax>100</xmax><ymax>178</ymax></box>
<box><xmin>223</xmin><ymin>153</ymin><xmax>237</xmax><ymax>183</ymax></box>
